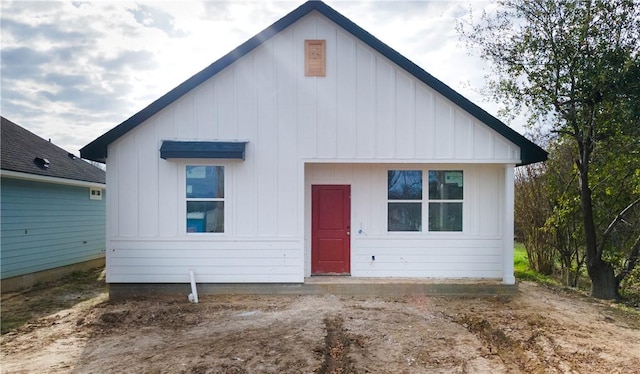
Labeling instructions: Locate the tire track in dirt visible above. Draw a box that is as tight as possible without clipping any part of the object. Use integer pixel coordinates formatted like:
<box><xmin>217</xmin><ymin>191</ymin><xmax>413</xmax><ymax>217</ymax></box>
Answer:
<box><xmin>4</xmin><ymin>286</ymin><xmax>639</xmax><ymax>373</ymax></box>
<box><xmin>316</xmin><ymin>315</ymin><xmax>357</xmax><ymax>374</ymax></box>
<box><xmin>445</xmin><ymin>312</ymin><xmax>572</xmax><ymax>373</ymax></box>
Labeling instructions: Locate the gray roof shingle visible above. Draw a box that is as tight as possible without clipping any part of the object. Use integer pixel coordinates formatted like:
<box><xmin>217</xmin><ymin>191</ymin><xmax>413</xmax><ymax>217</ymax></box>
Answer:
<box><xmin>1</xmin><ymin>116</ymin><xmax>105</xmax><ymax>184</ymax></box>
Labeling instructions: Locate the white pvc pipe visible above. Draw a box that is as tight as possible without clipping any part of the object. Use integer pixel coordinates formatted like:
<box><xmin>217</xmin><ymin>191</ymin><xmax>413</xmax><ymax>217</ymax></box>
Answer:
<box><xmin>189</xmin><ymin>269</ymin><xmax>199</xmax><ymax>303</ymax></box>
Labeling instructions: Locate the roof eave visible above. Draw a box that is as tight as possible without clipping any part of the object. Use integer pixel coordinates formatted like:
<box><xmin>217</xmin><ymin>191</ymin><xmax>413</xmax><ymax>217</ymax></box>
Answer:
<box><xmin>518</xmin><ymin>147</ymin><xmax>549</xmax><ymax>166</ymax></box>
<box><xmin>0</xmin><ymin>169</ymin><xmax>106</xmax><ymax>188</ymax></box>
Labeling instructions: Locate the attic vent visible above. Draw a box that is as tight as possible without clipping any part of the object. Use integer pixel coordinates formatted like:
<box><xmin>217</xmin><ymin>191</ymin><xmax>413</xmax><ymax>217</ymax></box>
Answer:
<box><xmin>305</xmin><ymin>40</ymin><xmax>326</xmax><ymax>77</ymax></box>
<box><xmin>34</xmin><ymin>157</ymin><xmax>50</xmax><ymax>169</ymax></box>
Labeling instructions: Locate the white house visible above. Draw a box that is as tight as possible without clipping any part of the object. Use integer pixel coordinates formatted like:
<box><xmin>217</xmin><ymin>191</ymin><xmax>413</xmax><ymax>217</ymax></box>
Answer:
<box><xmin>81</xmin><ymin>1</ymin><xmax>546</xmax><ymax>290</ymax></box>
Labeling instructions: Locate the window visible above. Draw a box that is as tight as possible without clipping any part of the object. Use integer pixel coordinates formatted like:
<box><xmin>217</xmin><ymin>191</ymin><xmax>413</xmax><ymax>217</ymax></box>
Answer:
<box><xmin>428</xmin><ymin>170</ymin><xmax>463</xmax><ymax>232</ymax></box>
<box><xmin>89</xmin><ymin>187</ymin><xmax>103</xmax><ymax>200</ymax></box>
<box><xmin>387</xmin><ymin>169</ymin><xmax>464</xmax><ymax>233</ymax></box>
<box><xmin>387</xmin><ymin>170</ymin><xmax>422</xmax><ymax>231</ymax></box>
<box><xmin>186</xmin><ymin>166</ymin><xmax>224</xmax><ymax>233</ymax></box>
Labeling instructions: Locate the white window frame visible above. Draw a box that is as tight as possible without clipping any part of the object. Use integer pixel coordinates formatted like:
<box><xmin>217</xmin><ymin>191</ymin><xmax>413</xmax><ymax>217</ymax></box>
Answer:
<box><xmin>184</xmin><ymin>164</ymin><xmax>226</xmax><ymax>235</ymax></box>
<box><xmin>387</xmin><ymin>169</ymin><xmax>423</xmax><ymax>232</ymax></box>
<box><xmin>427</xmin><ymin>169</ymin><xmax>464</xmax><ymax>233</ymax></box>
<box><xmin>385</xmin><ymin>168</ymin><xmax>465</xmax><ymax>234</ymax></box>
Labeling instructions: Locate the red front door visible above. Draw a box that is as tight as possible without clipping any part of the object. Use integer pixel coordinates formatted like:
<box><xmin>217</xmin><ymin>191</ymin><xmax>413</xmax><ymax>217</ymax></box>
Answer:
<box><xmin>312</xmin><ymin>185</ymin><xmax>351</xmax><ymax>275</ymax></box>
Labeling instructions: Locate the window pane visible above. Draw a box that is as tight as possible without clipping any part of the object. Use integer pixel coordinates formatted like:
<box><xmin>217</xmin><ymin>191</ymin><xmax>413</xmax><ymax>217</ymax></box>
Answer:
<box><xmin>429</xmin><ymin>202</ymin><xmax>462</xmax><ymax>232</ymax></box>
<box><xmin>187</xmin><ymin>201</ymin><xmax>224</xmax><ymax>233</ymax></box>
<box><xmin>186</xmin><ymin>166</ymin><xmax>224</xmax><ymax>198</ymax></box>
<box><xmin>388</xmin><ymin>202</ymin><xmax>422</xmax><ymax>231</ymax></box>
<box><xmin>428</xmin><ymin>170</ymin><xmax>463</xmax><ymax>200</ymax></box>
<box><xmin>388</xmin><ymin>170</ymin><xmax>422</xmax><ymax>200</ymax></box>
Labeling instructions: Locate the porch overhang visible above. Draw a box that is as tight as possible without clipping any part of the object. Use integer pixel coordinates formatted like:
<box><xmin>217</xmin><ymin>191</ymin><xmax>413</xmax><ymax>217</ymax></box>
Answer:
<box><xmin>160</xmin><ymin>141</ymin><xmax>248</xmax><ymax>160</ymax></box>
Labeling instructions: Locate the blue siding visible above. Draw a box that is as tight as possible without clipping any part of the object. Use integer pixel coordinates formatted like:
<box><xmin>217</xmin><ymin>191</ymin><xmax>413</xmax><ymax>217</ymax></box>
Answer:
<box><xmin>1</xmin><ymin>178</ymin><xmax>106</xmax><ymax>279</ymax></box>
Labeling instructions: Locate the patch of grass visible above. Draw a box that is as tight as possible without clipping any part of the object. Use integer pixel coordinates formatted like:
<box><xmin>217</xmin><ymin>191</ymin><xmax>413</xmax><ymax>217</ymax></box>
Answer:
<box><xmin>1</xmin><ymin>267</ymin><xmax>107</xmax><ymax>334</ymax></box>
<box><xmin>514</xmin><ymin>244</ymin><xmax>558</xmax><ymax>285</ymax></box>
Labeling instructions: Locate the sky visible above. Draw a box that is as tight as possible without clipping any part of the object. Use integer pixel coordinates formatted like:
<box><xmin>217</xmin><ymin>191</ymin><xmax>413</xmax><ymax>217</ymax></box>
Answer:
<box><xmin>1</xmin><ymin>0</ymin><xmax>515</xmax><ymax>159</ymax></box>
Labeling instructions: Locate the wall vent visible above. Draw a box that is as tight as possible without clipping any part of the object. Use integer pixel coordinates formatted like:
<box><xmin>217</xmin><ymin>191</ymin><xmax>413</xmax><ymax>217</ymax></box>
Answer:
<box><xmin>305</xmin><ymin>39</ymin><xmax>326</xmax><ymax>77</ymax></box>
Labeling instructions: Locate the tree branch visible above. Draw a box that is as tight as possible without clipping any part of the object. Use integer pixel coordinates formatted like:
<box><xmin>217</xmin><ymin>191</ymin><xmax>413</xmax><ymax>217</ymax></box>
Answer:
<box><xmin>550</xmin><ymin>128</ymin><xmax>576</xmax><ymax>137</ymax></box>
<box><xmin>616</xmin><ymin>233</ymin><xmax>640</xmax><ymax>285</ymax></box>
<box><xmin>597</xmin><ymin>196</ymin><xmax>640</xmax><ymax>258</ymax></box>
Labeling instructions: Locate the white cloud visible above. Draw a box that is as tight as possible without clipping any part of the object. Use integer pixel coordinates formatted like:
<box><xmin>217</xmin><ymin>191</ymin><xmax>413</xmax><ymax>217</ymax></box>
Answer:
<box><xmin>1</xmin><ymin>0</ymin><xmax>519</xmax><ymax>157</ymax></box>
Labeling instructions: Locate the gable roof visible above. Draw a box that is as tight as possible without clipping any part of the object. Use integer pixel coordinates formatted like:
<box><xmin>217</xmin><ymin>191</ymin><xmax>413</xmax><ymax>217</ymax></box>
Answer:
<box><xmin>1</xmin><ymin>116</ymin><xmax>105</xmax><ymax>184</ymax></box>
<box><xmin>80</xmin><ymin>0</ymin><xmax>547</xmax><ymax>166</ymax></box>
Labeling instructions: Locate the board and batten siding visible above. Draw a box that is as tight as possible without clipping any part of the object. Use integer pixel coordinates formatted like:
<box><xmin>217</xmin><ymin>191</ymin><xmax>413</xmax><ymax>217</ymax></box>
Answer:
<box><xmin>0</xmin><ymin>178</ymin><xmax>106</xmax><ymax>279</ymax></box>
<box><xmin>105</xmin><ymin>11</ymin><xmax>520</xmax><ymax>283</ymax></box>
<box><xmin>305</xmin><ymin>163</ymin><xmax>506</xmax><ymax>278</ymax></box>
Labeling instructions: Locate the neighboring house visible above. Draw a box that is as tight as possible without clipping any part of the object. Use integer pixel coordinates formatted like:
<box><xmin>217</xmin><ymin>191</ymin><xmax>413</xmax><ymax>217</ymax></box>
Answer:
<box><xmin>1</xmin><ymin>116</ymin><xmax>106</xmax><ymax>292</ymax></box>
<box><xmin>80</xmin><ymin>1</ymin><xmax>546</xmax><ymax>291</ymax></box>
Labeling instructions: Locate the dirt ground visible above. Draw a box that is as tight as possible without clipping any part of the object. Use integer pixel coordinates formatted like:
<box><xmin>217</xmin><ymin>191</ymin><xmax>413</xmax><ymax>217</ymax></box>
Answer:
<box><xmin>2</xmin><ymin>275</ymin><xmax>640</xmax><ymax>374</ymax></box>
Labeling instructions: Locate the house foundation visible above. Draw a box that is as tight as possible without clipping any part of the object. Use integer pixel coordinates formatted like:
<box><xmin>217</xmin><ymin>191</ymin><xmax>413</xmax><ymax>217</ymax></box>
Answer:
<box><xmin>108</xmin><ymin>278</ymin><xmax>517</xmax><ymax>300</ymax></box>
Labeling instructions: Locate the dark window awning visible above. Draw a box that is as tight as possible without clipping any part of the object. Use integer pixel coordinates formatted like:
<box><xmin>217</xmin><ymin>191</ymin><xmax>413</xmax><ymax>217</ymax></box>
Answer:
<box><xmin>160</xmin><ymin>141</ymin><xmax>248</xmax><ymax>160</ymax></box>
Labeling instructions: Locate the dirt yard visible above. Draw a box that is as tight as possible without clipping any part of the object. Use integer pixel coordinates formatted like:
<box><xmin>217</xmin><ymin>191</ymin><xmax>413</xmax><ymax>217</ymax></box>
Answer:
<box><xmin>2</xmin><ymin>273</ymin><xmax>640</xmax><ymax>374</ymax></box>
